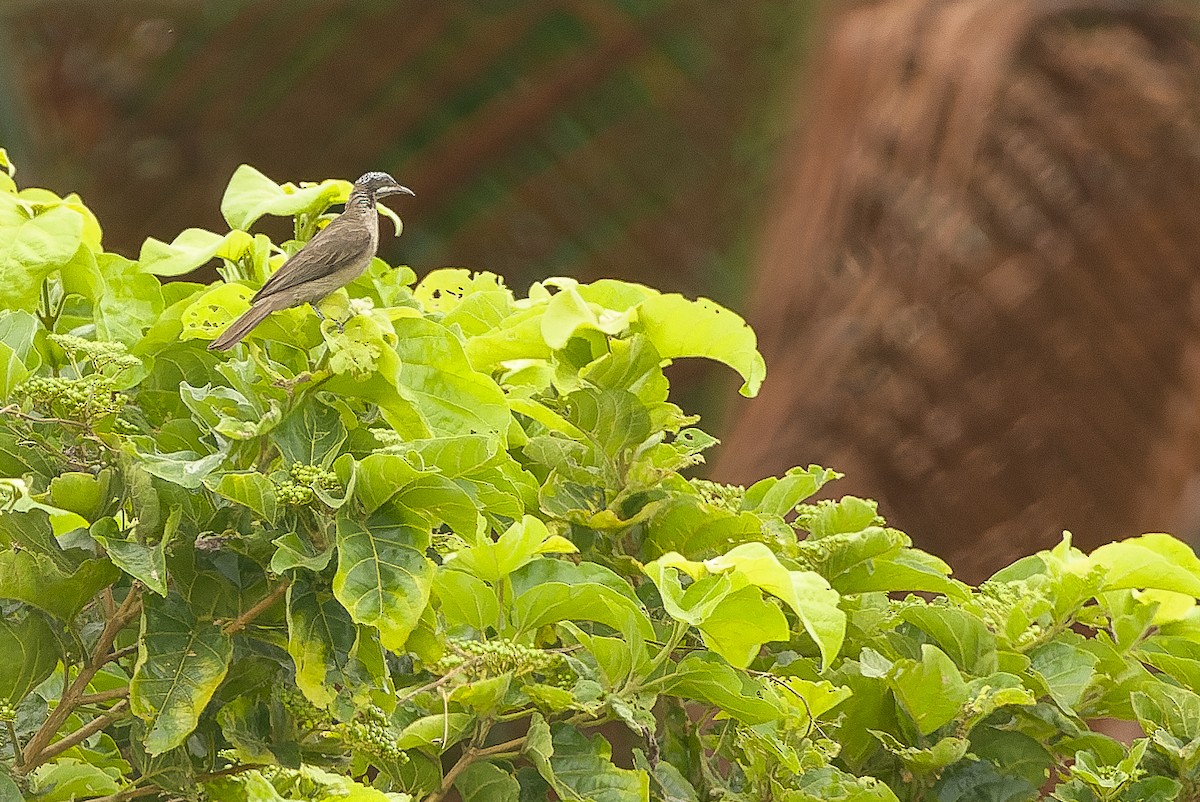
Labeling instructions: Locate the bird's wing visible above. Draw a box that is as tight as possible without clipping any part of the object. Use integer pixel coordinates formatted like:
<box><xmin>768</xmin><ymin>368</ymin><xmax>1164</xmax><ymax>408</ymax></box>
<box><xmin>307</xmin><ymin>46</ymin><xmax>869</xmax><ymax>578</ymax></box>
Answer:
<box><xmin>253</xmin><ymin>219</ymin><xmax>373</xmax><ymax>301</ymax></box>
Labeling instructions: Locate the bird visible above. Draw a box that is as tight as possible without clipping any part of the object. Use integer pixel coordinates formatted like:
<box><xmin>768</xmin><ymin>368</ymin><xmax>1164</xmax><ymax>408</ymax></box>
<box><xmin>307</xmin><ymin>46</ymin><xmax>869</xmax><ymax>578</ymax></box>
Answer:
<box><xmin>208</xmin><ymin>171</ymin><xmax>414</xmax><ymax>351</ymax></box>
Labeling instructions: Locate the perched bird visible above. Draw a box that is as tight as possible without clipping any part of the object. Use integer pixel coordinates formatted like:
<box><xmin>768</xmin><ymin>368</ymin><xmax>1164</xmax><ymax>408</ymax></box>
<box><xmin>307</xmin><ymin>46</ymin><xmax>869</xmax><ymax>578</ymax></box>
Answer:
<box><xmin>209</xmin><ymin>171</ymin><xmax>413</xmax><ymax>351</ymax></box>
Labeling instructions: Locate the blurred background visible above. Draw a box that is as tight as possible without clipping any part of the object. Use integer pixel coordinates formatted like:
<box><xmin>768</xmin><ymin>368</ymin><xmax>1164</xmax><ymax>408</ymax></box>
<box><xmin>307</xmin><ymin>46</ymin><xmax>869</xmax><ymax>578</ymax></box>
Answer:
<box><xmin>4</xmin><ymin>0</ymin><xmax>1200</xmax><ymax>581</ymax></box>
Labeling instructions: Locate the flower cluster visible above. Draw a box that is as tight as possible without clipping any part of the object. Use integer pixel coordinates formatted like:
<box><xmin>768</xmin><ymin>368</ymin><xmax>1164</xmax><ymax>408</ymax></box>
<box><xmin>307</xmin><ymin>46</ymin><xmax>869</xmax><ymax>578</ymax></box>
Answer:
<box><xmin>19</xmin><ymin>374</ymin><xmax>124</xmax><ymax>423</ymax></box>
<box><xmin>431</xmin><ymin>638</ymin><xmax>573</xmax><ymax>687</ymax></box>
<box><xmin>337</xmin><ymin>705</ymin><xmax>406</xmax><ymax>763</ymax></box>
<box><xmin>690</xmin><ymin>478</ymin><xmax>745</xmax><ymax>512</ymax></box>
<box><xmin>49</xmin><ymin>333</ymin><xmax>141</xmax><ymax>373</ymax></box>
<box><xmin>276</xmin><ymin>463</ymin><xmax>339</xmax><ymax>506</ymax></box>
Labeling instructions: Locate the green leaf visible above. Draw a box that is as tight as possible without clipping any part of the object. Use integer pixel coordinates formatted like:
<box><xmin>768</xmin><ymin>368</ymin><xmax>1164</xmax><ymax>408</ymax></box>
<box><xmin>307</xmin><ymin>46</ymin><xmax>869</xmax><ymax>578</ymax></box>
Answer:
<box><xmin>900</xmin><ymin>603</ymin><xmax>997</xmax><ymax>675</ymax></box>
<box><xmin>634</xmin><ymin>293</ymin><xmax>765</xmax><ymax>397</ymax></box>
<box><xmin>286</xmin><ymin>577</ymin><xmax>358</xmax><ymax>709</ymax></box>
<box><xmin>0</xmin><ymin>201</ymin><xmax>84</xmax><ymax>312</ymax></box>
<box><xmin>393</xmin><ymin>316</ymin><xmax>512</xmax><ymax>439</ymax></box>
<box><xmin>542</xmin><ymin>284</ymin><xmax>631</xmax><ymax>349</ymax></box>
<box><xmin>91</xmin><ymin>513</ymin><xmax>174</xmax><ymax>597</ymax></box>
<box><xmin>661</xmin><ymin>653</ymin><xmax>781</xmax><ymax>724</ymax></box>
<box><xmin>0</xmin><ymin>773</ymin><xmax>18</xmax><ymax>802</ymax></box>
<box><xmin>211</xmin><ymin>472</ymin><xmax>277</xmax><ymax>525</ymax></box>
<box><xmin>353</xmin><ymin>452</ymin><xmax>429</xmax><ymax>515</ymax></box>
<box><xmin>696</xmin><ymin>584</ymin><xmax>789</xmax><ymax>668</ymax></box>
<box><xmin>1091</xmin><ymin>533</ymin><xmax>1200</xmax><ymax>596</ymax></box>
<box><xmin>452</xmin><ymin>672</ymin><xmax>512</xmax><ymax>715</ymax></box>
<box><xmin>0</xmin><ymin>610</ymin><xmax>59</xmax><ymax>702</ymax></box>
<box><xmin>270</xmin><ymin>532</ymin><xmax>334</xmax><ymax>574</ymax></box>
<box><xmin>566</xmin><ymin>387</ymin><xmax>651</xmax><ymax>459</ymax></box>
<box><xmin>95</xmin><ymin>253</ymin><xmax>164</xmax><ymax>345</ymax></box>
<box><xmin>433</xmin><ymin>569</ymin><xmax>499</xmax><ymax>631</ymax></box>
<box><xmin>138</xmin><ymin>227</ymin><xmax>254</xmax><ymax>276</ymax></box>
<box><xmin>450</xmin><ymin>515</ymin><xmax>573</xmax><ymax>583</ymax></box>
<box><xmin>512</xmin><ymin>579</ymin><xmax>654</xmax><ymax>642</ymax></box>
<box><xmin>833</xmin><ymin>549</ymin><xmax>965</xmax><ymax>598</ymax></box>
<box><xmin>273</xmin><ymin>399</ymin><xmax>348</xmax><ymax>468</ymax></box>
<box><xmin>1132</xmin><ymin>680</ymin><xmax>1200</xmax><ymax>742</ymax></box>
<box><xmin>643</xmin><ymin>555</ymin><xmax>732</xmax><ymax>626</ymax></box>
<box><xmin>127</xmin><ymin>438</ymin><xmax>227</xmax><ymax>490</ymax></box>
<box><xmin>797</xmin><ymin>496</ymin><xmax>884</xmax><ymax>538</ymax></box>
<box><xmin>332</xmin><ymin>512</ymin><xmax>434</xmax><ymax>651</ymax></box>
<box><xmin>705</xmin><ymin>542</ymin><xmax>846</xmax><ymax>669</ymax></box>
<box><xmin>220</xmin><ymin>164</ymin><xmax>351</xmax><ymax>231</ymax></box>
<box><xmin>742</xmin><ymin>465</ymin><xmax>841</xmax><ymax>516</ymax></box>
<box><xmin>395</xmin><ymin>712</ymin><xmax>473</xmax><ymax>752</ymax></box>
<box><xmin>1029</xmin><ymin>640</ymin><xmax>1099</xmax><ymax>714</ymax></box>
<box><xmin>891</xmin><ymin>644</ymin><xmax>970</xmax><ymax>736</ymax></box>
<box><xmin>456</xmin><ymin>761</ymin><xmax>520</xmax><ymax>802</ymax></box>
<box><xmin>536</xmin><ymin>723</ymin><xmax>649</xmax><ymax>802</ymax></box>
<box><xmin>28</xmin><ymin>759</ymin><xmax>120</xmax><ymax>801</ymax></box>
<box><xmin>130</xmin><ymin>592</ymin><xmax>233</xmax><ymax>754</ymax></box>
<box><xmin>0</xmin><ymin>549</ymin><xmax>119</xmax><ymax>621</ymax></box>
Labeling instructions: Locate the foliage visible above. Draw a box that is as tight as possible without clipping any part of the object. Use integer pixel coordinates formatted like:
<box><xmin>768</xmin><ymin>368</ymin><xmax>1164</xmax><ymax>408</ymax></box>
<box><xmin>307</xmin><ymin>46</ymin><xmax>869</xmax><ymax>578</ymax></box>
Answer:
<box><xmin>1</xmin><ymin>154</ymin><xmax>1200</xmax><ymax>801</ymax></box>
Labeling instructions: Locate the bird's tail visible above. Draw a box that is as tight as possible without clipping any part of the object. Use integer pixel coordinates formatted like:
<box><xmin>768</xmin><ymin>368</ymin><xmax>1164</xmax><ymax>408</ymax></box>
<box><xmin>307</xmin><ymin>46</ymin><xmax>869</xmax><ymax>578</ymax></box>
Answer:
<box><xmin>208</xmin><ymin>302</ymin><xmax>276</xmax><ymax>351</ymax></box>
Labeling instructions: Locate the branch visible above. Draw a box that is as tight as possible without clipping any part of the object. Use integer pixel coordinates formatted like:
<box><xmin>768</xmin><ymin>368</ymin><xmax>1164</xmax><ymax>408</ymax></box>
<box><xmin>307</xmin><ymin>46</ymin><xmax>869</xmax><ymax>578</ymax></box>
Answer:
<box><xmin>76</xmin><ymin>686</ymin><xmax>131</xmax><ymax>705</ymax></box>
<box><xmin>86</xmin><ymin>763</ymin><xmax>267</xmax><ymax>802</ymax></box>
<box><xmin>33</xmin><ymin>700</ymin><xmax>129</xmax><ymax>765</ymax></box>
<box><xmin>220</xmin><ymin>578</ymin><xmax>291</xmax><ymax>635</ymax></box>
<box><xmin>424</xmin><ymin>736</ymin><xmax>527</xmax><ymax>802</ymax></box>
<box><xmin>19</xmin><ymin>587</ymin><xmax>142</xmax><ymax>771</ymax></box>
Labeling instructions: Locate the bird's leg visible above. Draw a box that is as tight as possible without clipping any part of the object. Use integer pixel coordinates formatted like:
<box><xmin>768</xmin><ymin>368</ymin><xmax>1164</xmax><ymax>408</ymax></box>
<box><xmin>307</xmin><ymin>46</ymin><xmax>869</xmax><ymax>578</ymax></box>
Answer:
<box><xmin>309</xmin><ymin>302</ymin><xmax>326</xmax><ymax>322</ymax></box>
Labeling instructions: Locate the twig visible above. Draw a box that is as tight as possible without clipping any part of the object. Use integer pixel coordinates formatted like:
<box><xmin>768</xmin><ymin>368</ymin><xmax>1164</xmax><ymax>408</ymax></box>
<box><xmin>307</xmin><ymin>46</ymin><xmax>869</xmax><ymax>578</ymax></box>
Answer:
<box><xmin>395</xmin><ymin>656</ymin><xmax>486</xmax><ymax>705</ymax></box>
<box><xmin>0</xmin><ymin>403</ymin><xmax>91</xmax><ymax>430</ymax></box>
<box><xmin>101</xmin><ymin>644</ymin><xmax>139</xmax><ymax>665</ymax></box>
<box><xmin>220</xmin><ymin>579</ymin><xmax>291</xmax><ymax>635</ymax></box>
<box><xmin>4</xmin><ymin>719</ymin><xmax>20</xmax><ymax>768</ymax></box>
<box><xmin>19</xmin><ymin>587</ymin><xmax>142</xmax><ymax>771</ymax></box>
<box><xmin>86</xmin><ymin>763</ymin><xmax>267</xmax><ymax>802</ymax></box>
<box><xmin>425</xmin><ymin>736</ymin><xmax>528</xmax><ymax>802</ymax></box>
<box><xmin>76</xmin><ymin>686</ymin><xmax>131</xmax><ymax>705</ymax></box>
<box><xmin>35</xmin><ymin>700</ymin><xmax>129</xmax><ymax>764</ymax></box>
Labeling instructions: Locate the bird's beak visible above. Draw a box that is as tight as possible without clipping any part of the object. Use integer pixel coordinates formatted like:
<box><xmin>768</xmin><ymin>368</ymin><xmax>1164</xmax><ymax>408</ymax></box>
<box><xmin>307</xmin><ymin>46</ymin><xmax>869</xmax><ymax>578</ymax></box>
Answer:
<box><xmin>383</xmin><ymin>185</ymin><xmax>415</xmax><ymax>198</ymax></box>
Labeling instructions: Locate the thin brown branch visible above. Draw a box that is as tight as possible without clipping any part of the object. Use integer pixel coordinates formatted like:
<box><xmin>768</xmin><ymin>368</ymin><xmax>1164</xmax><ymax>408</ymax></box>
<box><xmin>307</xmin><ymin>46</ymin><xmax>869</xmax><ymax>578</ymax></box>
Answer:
<box><xmin>101</xmin><ymin>644</ymin><xmax>139</xmax><ymax>665</ymax></box>
<box><xmin>86</xmin><ymin>763</ymin><xmax>267</xmax><ymax>802</ymax></box>
<box><xmin>76</xmin><ymin>686</ymin><xmax>131</xmax><ymax>705</ymax></box>
<box><xmin>33</xmin><ymin>700</ymin><xmax>129</xmax><ymax>765</ymax></box>
<box><xmin>19</xmin><ymin>586</ymin><xmax>142</xmax><ymax>771</ymax></box>
<box><xmin>220</xmin><ymin>578</ymin><xmax>291</xmax><ymax>635</ymax></box>
<box><xmin>424</xmin><ymin>736</ymin><xmax>528</xmax><ymax>802</ymax></box>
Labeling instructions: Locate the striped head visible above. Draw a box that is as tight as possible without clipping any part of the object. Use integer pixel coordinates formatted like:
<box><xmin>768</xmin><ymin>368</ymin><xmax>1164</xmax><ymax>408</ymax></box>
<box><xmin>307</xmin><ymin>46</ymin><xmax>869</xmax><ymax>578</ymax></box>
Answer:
<box><xmin>353</xmin><ymin>171</ymin><xmax>414</xmax><ymax>199</ymax></box>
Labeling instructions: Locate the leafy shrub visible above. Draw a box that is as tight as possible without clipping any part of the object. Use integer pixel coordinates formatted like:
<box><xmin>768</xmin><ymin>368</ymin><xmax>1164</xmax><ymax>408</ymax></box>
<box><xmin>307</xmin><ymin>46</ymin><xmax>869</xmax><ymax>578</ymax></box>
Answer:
<box><xmin>1</xmin><ymin>150</ymin><xmax>1200</xmax><ymax>802</ymax></box>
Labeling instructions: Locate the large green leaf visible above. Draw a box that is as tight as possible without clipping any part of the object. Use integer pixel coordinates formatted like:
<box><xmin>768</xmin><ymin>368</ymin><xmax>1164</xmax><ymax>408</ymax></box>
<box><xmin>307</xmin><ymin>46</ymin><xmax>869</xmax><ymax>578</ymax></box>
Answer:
<box><xmin>286</xmin><ymin>578</ymin><xmax>358</xmax><ymax>708</ymax></box>
<box><xmin>512</xmin><ymin>580</ymin><xmax>654</xmax><ymax>641</ymax></box>
<box><xmin>891</xmin><ymin>645</ymin><xmax>970</xmax><ymax>736</ymax></box>
<box><xmin>393</xmin><ymin>316</ymin><xmax>512</xmax><ymax>439</ymax></box>
<box><xmin>659</xmin><ymin>653</ymin><xmax>781</xmax><ymax>724</ymax></box>
<box><xmin>0</xmin><ymin>199</ymin><xmax>84</xmax><ymax>312</ymax></box>
<box><xmin>273</xmin><ymin>399</ymin><xmax>348</xmax><ymax>468</ymax></box>
<box><xmin>0</xmin><ymin>610</ymin><xmax>60</xmax><ymax>702</ymax></box>
<box><xmin>220</xmin><ymin>164</ymin><xmax>350</xmax><ymax>231</ymax></box>
<box><xmin>534</xmin><ymin>723</ymin><xmax>649</xmax><ymax>802</ymax></box>
<box><xmin>0</xmin><ymin>549</ymin><xmax>119</xmax><ymax>621</ymax></box>
<box><xmin>130</xmin><ymin>593</ymin><xmax>233</xmax><ymax>755</ymax></box>
<box><xmin>450</xmin><ymin>515</ymin><xmax>575</xmax><ymax>583</ymax></box>
<box><xmin>705</xmin><ymin>542</ymin><xmax>846</xmax><ymax>669</ymax></box>
<box><xmin>456</xmin><ymin>761</ymin><xmax>520</xmax><ymax>802</ymax></box>
<box><xmin>332</xmin><ymin>513</ymin><xmax>434</xmax><ymax>651</ymax></box>
<box><xmin>433</xmin><ymin>569</ymin><xmax>499</xmax><ymax>631</ymax></box>
<box><xmin>137</xmin><ymin>227</ymin><xmax>254</xmax><ymax>277</ymax></box>
<box><xmin>91</xmin><ymin>513</ymin><xmax>174</xmax><ymax>597</ymax></box>
<box><xmin>633</xmin><ymin>293</ymin><xmax>765</xmax><ymax>397</ymax></box>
